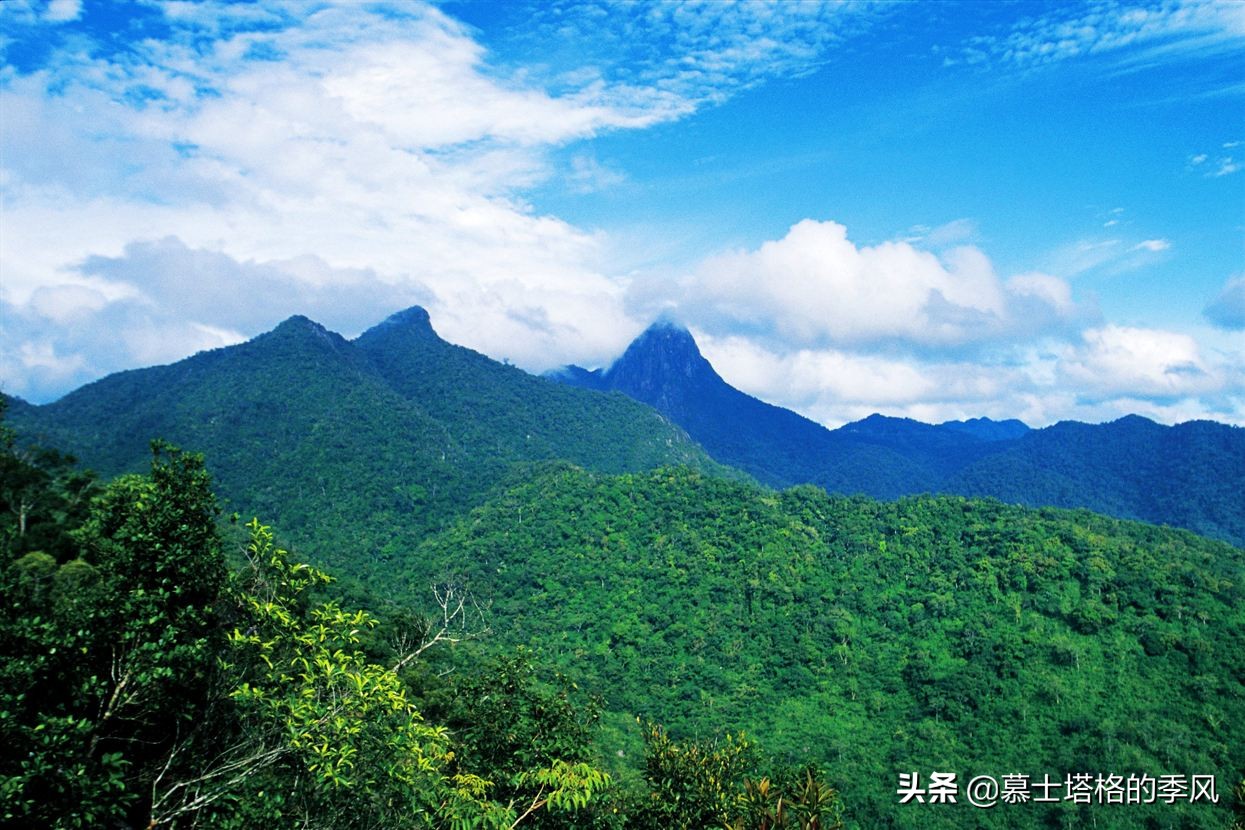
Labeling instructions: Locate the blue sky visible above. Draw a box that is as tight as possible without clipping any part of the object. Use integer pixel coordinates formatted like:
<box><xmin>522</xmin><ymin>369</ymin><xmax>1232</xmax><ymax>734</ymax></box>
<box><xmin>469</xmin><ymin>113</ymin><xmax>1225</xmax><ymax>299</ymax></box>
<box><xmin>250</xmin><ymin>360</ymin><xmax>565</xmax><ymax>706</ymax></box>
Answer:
<box><xmin>1</xmin><ymin>0</ymin><xmax>1242</xmax><ymax>426</ymax></box>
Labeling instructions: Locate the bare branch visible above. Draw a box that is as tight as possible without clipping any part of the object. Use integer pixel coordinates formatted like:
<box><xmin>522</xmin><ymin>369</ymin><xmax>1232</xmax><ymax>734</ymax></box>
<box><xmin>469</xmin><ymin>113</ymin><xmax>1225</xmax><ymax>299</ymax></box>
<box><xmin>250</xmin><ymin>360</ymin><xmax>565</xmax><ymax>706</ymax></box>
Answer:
<box><xmin>391</xmin><ymin>582</ymin><xmax>490</xmax><ymax>673</ymax></box>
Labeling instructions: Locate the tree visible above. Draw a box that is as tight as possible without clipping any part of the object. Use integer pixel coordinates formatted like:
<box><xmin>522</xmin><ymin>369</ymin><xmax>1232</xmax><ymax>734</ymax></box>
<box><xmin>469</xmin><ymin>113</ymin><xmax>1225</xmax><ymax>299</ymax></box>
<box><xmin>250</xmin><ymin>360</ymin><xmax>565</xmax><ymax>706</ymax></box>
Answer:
<box><xmin>0</xmin><ymin>442</ymin><xmax>227</xmax><ymax>828</ymax></box>
<box><xmin>179</xmin><ymin>519</ymin><xmax>609</xmax><ymax>830</ymax></box>
<box><xmin>631</xmin><ymin>723</ymin><xmax>842</xmax><ymax>830</ymax></box>
<box><xmin>0</xmin><ymin>398</ymin><xmax>98</xmax><ymax>561</ymax></box>
<box><xmin>157</xmin><ymin>518</ymin><xmax>494</xmax><ymax>828</ymax></box>
<box><xmin>417</xmin><ymin>649</ymin><xmax>611</xmax><ymax>829</ymax></box>
<box><xmin>634</xmin><ymin>722</ymin><xmax>759</xmax><ymax>830</ymax></box>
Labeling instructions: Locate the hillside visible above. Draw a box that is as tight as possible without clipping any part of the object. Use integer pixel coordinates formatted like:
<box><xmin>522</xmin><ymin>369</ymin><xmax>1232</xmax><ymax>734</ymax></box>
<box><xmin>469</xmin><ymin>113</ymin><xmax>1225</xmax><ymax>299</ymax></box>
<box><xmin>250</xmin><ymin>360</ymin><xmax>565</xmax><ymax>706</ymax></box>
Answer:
<box><xmin>551</xmin><ymin>322</ymin><xmax>1245</xmax><ymax>545</ymax></box>
<box><xmin>4</xmin><ymin>308</ymin><xmax>722</xmax><ymax>580</ymax></box>
<box><xmin>407</xmin><ymin>465</ymin><xmax>1245</xmax><ymax>829</ymax></box>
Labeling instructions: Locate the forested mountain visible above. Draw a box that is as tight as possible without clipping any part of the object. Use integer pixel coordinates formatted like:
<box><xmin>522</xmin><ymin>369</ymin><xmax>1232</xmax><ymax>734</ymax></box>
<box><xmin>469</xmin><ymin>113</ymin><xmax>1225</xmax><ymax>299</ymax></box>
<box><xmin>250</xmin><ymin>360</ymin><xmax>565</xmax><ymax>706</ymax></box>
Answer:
<box><xmin>4</xmin><ymin>308</ymin><xmax>721</xmax><ymax>580</ymax></box>
<box><xmin>3</xmin><ymin>345</ymin><xmax>1243</xmax><ymax>827</ymax></box>
<box><xmin>407</xmin><ymin>465</ymin><xmax>1245</xmax><ymax>829</ymax></box>
<box><xmin>548</xmin><ymin>322</ymin><xmax>843</xmax><ymax>488</ymax></box>
<box><xmin>551</xmin><ymin>322</ymin><xmax>1245</xmax><ymax>545</ymax></box>
<box><xmin>948</xmin><ymin>415</ymin><xmax>1245</xmax><ymax>545</ymax></box>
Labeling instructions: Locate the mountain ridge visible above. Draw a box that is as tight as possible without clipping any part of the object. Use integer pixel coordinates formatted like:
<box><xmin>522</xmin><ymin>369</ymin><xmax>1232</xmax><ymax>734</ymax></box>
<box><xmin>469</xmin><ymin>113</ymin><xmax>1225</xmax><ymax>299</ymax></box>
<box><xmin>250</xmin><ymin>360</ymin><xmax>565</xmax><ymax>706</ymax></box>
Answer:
<box><xmin>549</xmin><ymin>322</ymin><xmax>1245</xmax><ymax>545</ymax></box>
<box><xmin>5</xmin><ymin>307</ymin><xmax>727</xmax><ymax>579</ymax></box>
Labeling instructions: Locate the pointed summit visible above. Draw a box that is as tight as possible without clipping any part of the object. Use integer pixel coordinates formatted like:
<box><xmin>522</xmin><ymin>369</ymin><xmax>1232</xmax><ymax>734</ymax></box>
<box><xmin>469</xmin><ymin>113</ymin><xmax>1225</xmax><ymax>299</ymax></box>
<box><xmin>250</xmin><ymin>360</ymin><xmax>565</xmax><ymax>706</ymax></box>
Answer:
<box><xmin>607</xmin><ymin>320</ymin><xmax>719</xmax><ymax>397</ymax></box>
<box><xmin>257</xmin><ymin>314</ymin><xmax>354</xmax><ymax>359</ymax></box>
<box><xmin>358</xmin><ymin>305</ymin><xmax>438</xmax><ymax>342</ymax></box>
<box><xmin>268</xmin><ymin>314</ymin><xmax>325</xmax><ymax>336</ymax></box>
<box><xmin>627</xmin><ymin>318</ymin><xmax>701</xmax><ymax>357</ymax></box>
<box><xmin>549</xmin><ymin>320</ymin><xmax>836</xmax><ymax>487</ymax></box>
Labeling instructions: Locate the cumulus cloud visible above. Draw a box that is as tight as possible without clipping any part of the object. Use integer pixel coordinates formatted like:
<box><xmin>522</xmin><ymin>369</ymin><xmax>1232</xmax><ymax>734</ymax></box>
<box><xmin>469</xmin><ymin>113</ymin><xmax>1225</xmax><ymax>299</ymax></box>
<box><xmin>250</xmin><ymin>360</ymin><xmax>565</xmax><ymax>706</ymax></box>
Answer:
<box><xmin>1061</xmin><ymin>325</ymin><xmax>1219</xmax><ymax>398</ymax></box>
<box><xmin>642</xmin><ymin>219</ymin><xmax>1080</xmax><ymax>350</ymax></box>
<box><xmin>0</xmin><ymin>234</ymin><xmax>635</xmax><ymax>401</ymax></box>
<box><xmin>2</xmin><ymin>1</ymin><xmax>897</xmax><ymax>403</ymax></box>
<box><xmin>0</xmin><ymin>1</ymin><xmax>699</xmax><ymax>400</ymax></box>
<box><xmin>73</xmin><ymin>238</ymin><xmax>429</xmax><ymax>336</ymax></box>
<box><xmin>620</xmin><ymin>219</ymin><xmax>1242</xmax><ymax>427</ymax></box>
<box><xmin>0</xmin><ymin>294</ymin><xmax>245</xmax><ymax>403</ymax></box>
<box><xmin>1204</xmin><ymin>274</ymin><xmax>1245</xmax><ymax>330</ymax></box>
<box><xmin>692</xmin><ymin>323</ymin><xmax>1241</xmax><ymax>429</ymax></box>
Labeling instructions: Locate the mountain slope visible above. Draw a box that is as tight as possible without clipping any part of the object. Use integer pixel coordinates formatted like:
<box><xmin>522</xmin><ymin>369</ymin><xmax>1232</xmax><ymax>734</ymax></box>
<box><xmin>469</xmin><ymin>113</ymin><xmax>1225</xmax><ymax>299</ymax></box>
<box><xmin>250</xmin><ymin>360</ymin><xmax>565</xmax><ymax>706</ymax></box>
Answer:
<box><xmin>551</xmin><ymin>323</ymin><xmax>1245</xmax><ymax>545</ymax></box>
<box><xmin>6</xmin><ymin>308</ymin><xmax>723</xmax><ymax>579</ymax></box>
<box><xmin>407</xmin><ymin>466</ymin><xmax>1245</xmax><ymax>829</ymax></box>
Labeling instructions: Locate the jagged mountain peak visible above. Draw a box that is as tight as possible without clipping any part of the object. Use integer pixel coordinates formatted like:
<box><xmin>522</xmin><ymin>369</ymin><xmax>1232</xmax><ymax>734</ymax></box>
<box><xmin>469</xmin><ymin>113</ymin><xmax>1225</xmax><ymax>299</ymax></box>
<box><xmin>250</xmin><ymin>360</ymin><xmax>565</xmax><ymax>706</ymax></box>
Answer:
<box><xmin>605</xmin><ymin>321</ymin><xmax>722</xmax><ymax>395</ymax></box>
<box><xmin>629</xmin><ymin>317</ymin><xmax>698</xmax><ymax>348</ymax></box>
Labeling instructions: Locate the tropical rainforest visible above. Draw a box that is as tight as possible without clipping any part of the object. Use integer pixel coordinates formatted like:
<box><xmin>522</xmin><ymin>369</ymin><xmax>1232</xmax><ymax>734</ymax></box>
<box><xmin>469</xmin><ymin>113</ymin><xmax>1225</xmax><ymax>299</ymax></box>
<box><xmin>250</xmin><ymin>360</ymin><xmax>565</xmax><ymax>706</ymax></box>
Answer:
<box><xmin>2</xmin><ymin>308</ymin><xmax>1244</xmax><ymax>829</ymax></box>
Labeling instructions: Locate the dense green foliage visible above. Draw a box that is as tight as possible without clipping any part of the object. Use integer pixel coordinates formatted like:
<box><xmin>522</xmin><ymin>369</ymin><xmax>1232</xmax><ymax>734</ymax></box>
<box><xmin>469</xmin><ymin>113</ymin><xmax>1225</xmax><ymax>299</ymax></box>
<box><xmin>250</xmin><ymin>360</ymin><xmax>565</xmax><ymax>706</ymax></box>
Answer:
<box><xmin>0</xmin><ymin>400</ymin><xmax>98</xmax><ymax>562</ymax></box>
<box><xmin>5</xmin><ymin>309</ymin><xmax>723</xmax><ymax>584</ymax></box>
<box><xmin>1</xmin><ymin>442</ymin><xmax>226</xmax><ymax>827</ymax></box>
<box><xmin>0</xmin><ymin>440</ymin><xmax>617</xmax><ymax>828</ymax></box>
<box><xmin>5</xmin><ymin>325</ymin><xmax>1244</xmax><ymax>828</ymax></box>
<box><xmin>407</xmin><ymin>466</ymin><xmax>1245</xmax><ymax>828</ymax></box>
<box><xmin>0</xmin><ymin>434</ymin><xmax>837</xmax><ymax>829</ymax></box>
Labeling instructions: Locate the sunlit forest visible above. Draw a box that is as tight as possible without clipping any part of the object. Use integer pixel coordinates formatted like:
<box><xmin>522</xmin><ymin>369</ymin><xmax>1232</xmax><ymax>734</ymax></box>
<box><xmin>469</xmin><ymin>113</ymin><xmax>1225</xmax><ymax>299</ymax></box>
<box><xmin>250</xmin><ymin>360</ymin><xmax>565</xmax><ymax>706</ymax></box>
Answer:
<box><xmin>4</xmin><ymin>405</ymin><xmax>1242</xmax><ymax>828</ymax></box>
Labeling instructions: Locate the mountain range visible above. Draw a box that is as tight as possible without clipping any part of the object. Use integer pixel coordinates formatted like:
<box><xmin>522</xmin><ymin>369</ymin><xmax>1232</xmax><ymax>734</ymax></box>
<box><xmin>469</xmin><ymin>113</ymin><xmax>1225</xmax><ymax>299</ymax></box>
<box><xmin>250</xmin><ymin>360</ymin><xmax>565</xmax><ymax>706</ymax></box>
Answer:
<box><xmin>549</xmin><ymin>321</ymin><xmax>1245</xmax><ymax>546</ymax></box>
<box><xmin>7</xmin><ymin>308</ymin><xmax>1243</xmax><ymax>556</ymax></box>
<box><xmin>5</xmin><ymin>305</ymin><xmax>1243</xmax><ymax>828</ymax></box>
<box><xmin>4</xmin><ymin>308</ymin><xmax>721</xmax><ymax>579</ymax></box>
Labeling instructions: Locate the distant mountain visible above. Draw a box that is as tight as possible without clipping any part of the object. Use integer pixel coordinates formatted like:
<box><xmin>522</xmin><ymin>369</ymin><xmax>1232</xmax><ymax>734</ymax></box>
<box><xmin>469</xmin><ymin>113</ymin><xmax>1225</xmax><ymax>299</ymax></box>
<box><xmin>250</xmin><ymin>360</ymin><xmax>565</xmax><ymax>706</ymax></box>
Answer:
<box><xmin>948</xmin><ymin>415</ymin><xmax>1245</xmax><ymax>544</ymax></box>
<box><xmin>939</xmin><ymin>416</ymin><xmax>1031</xmax><ymax>442</ymax></box>
<box><xmin>552</xmin><ymin>321</ymin><xmax>843</xmax><ymax>489</ymax></box>
<box><xmin>550</xmin><ymin>321</ymin><xmax>1021</xmax><ymax>495</ymax></box>
<box><xmin>5</xmin><ymin>308</ymin><xmax>723</xmax><ymax>579</ymax></box>
<box><xmin>551</xmin><ymin>322</ymin><xmax>1245</xmax><ymax>546</ymax></box>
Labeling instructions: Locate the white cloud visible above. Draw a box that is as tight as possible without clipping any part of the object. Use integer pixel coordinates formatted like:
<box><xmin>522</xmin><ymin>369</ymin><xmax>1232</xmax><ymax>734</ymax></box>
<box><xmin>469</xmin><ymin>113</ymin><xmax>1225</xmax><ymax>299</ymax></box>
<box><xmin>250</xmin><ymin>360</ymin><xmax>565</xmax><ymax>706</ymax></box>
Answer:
<box><xmin>0</xmin><ymin>2</ymin><xmax>697</xmax><ymax>399</ymax></box>
<box><xmin>649</xmin><ymin>219</ymin><xmax>1077</xmax><ymax>350</ymax></box>
<box><xmin>2</xmin><ymin>1</ymin><xmax>897</xmax><ymax>404</ymax></box>
<box><xmin>957</xmin><ymin>0</ymin><xmax>1245</xmax><ymax>70</ymax></box>
<box><xmin>1213</xmin><ymin>157</ymin><xmax>1241</xmax><ymax>177</ymax></box>
<box><xmin>691</xmin><ymin>324</ymin><xmax>1242</xmax><ymax>429</ymax></box>
<box><xmin>44</xmin><ymin>0</ymin><xmax>82</xmax><ymax>23</ymax></box>
<box><xmin>1189</xmin><ymin>141</ymin><xmax>1242</xmax><ymax>177</ymax></box>
<box><xmin>507</xmin><ymin>0</ymin><xmax>891</xmax><ymax>106</ymax></box>
<box><xmin>1046</xmin><ymin>234</ymin><xmax>1173</xmax><ymax>277</ymax></box>
<box><xmin>28</xmin><ymin>284</ymin><xmax>111</xmax><ymax>324</ymax></box>
<box><xmin>1061</xmin><ymin>325</ymin><xmax>1219</xmax><ymax>398</ymax></box>
<box><xmin>901</xmin><ymin>218</ymin><xmax>979</xmax><ymax>247</ymax></box>
<box><xmin>566</xmin><ymin>154</ymin><xmax>627</xmax><ymax>194</ymax></box>
<box><xmin>1007</xmin><ymin>272</ymin><xmax>1075</xmax><ymax>314</ymax></box>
